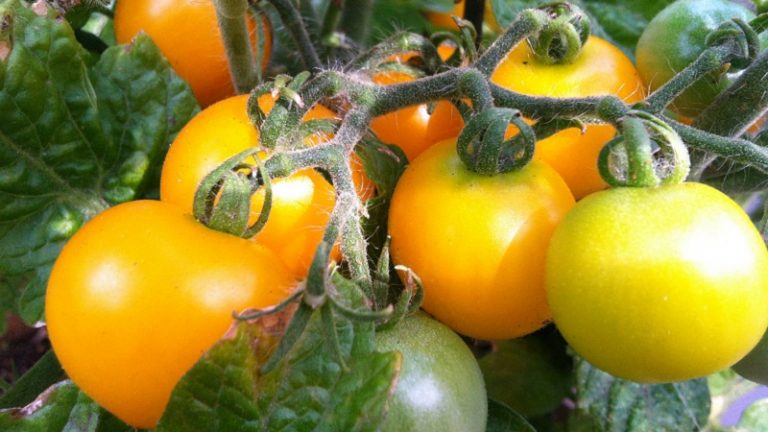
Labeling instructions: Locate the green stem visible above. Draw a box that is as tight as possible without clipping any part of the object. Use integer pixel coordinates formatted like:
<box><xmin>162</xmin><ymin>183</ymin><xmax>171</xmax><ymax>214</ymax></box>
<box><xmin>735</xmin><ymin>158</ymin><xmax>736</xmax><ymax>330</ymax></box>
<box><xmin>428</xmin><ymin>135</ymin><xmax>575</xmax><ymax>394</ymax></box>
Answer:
<box><xmin>694</xmin><ymin>49</ymin><xmax>768</xmax><ymax>136</ymax></box>
<box><xmin>266</xmin><ymin>0</ymin><xmax>323</xmax><ymax>71</ymax></box>
<box><xmin>214</xmin><ymin>0</ymin><xmax>259</xmax><ymax>93</ymax></box>
<box><xmin>643</xmin><ymin>45</ymin><xmax>733</xmax><ymax>114</ymax></box>
<box><xmin>474</xmin><ymin>8</ymin><xmax>545</xmax><ymax>76</ymax></box>
<box><xmin>372</xmin><ymin>70</ymin><xmax>461</xmax><ymax>115</ymax></box>
<box><xmin>665</xmin><ymin>116</ymin><xmax>768</xmax><ymax>173</ymax></box>
<box><xmin>491</xmin><ymin>83</ymin><xmax>628</xmax><ymax>122</ymax></box>
<box><xmin>345</xmin><ymin>32</ymin><xmax>442</xmax><ymax>74</ymax></box>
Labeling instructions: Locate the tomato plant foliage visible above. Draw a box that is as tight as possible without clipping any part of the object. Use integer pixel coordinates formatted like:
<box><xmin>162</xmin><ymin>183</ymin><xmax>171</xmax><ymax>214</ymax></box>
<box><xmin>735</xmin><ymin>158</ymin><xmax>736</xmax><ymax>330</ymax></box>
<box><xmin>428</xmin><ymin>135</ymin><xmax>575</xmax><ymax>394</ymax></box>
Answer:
<box><xmin>2</xmin><ymin>0</ymin><xmax>768</xmax><ymax>431</ymax></box>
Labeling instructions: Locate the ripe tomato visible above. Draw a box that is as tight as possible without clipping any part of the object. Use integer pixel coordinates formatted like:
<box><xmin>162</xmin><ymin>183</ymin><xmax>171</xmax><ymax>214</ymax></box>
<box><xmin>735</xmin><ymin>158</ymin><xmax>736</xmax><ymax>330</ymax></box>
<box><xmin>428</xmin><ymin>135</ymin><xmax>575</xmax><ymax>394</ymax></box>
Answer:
<box><xmin>370</xmin><ymin>71</ymin><xmax>463</xmax><ymax>162</ymax></box>
<box><xmin>160</xmin><ymin>94</ymin><xmax>373</xmax><ymax>278</ymax></box>
<box><xmin>376</xmin><ymin>313</ymin><xmax>487</xmax><ymax>431</ymax></box>
<box><xmin>491</xmin><ymin>36</ymin><xmax>646</xmax><ymax>199</ymax></box>
<box><xmin>114</xmin><ymin>0</ymin><xmax>272</xmax><ymax>107</ymax></box>
<box><xmin>388</xmin><ymin>139</ymin><xmax>575</xmax><ymax>340</ymax></box>
<box><xmin>546</xmin><ymin>183</ymin><xmax>768</xmax><ymax>383</ymax></box>
<box><xmin>635</xmin><ymin>0</ymin><xmax>756</xmax><ymax>117</ymax></box>
<box><xmin>46</xmin><ymin>200</ymin><xmax>295</xmax><ymax>429</ymax></box>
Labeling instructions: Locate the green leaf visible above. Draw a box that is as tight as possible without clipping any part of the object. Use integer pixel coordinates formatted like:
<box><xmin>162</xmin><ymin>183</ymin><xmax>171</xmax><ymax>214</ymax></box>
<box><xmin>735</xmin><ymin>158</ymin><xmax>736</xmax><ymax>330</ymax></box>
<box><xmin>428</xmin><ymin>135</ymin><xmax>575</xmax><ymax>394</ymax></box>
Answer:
<box><xmin>0</xmin><ymin>351</ymin><xmax>64</xmax><ymax>409</ymax></box>
<box><xmin>570</xmin><ymin>358</ymin><xmax>711</xmax><ymax>432</ymax></box>
<box><xmin>157</xmin><ymin>276</ymin><xmax>399</xmax><ymax>432</ymax></box>
<box><xmin>0</xmin><ymin>381</ymin><xmax>133</xmax><ymax>432</ymax></box>
<box><xmin>485</xmin><ymin>399</ymin><xmax>536</xmax><ymax>432</ymax></box>
<box><xmin>370</xmin><ymin>0</ymin><xmax>433</xmax><ymax>44</ymax></box>
<box><xmin>479</xmin><ymin>330</ymin><xmax>572</xmax><ymax>418</ymax></box>
<box><xmin>0</xmin><ymin>0</ymin><xmax>197</xmax><ymax>324</ymax></box>
<box><xmin>738</xmin><ymin>398</ymin><xmax>768</xmax><ymax>431</ymax></box>
<box><xmin>256</xmin><ymin>276</ymin><xmax>398</xmax><ymax>431</ymax></box>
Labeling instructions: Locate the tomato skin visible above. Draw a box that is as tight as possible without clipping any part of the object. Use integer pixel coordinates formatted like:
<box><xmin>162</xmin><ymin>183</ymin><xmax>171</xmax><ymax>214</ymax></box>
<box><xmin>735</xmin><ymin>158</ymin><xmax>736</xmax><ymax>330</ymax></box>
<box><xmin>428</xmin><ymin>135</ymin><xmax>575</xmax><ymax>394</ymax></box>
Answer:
<box><xmin>388</xmin><ymin>139</ymin><xmax>575</xmax><ymax>340</ymax></box>
<box><xmin>46</xmin><ymin>200</ymin><xmax>295</xmax><ymax>429</ymax></box>
<box><xmin>491</xmin><ymin>36</ymin><xmax>645</xmax><ymax>199</ymax></box>
<box><xmin>114</xmin><ymin>0</ymin><xmax>272</xmax><ymax>107</ymax></box>
<box><xmin>370</xmin><ymin>71</ymin><xmax>463</xmax><ymax>162</ymax></box>
<box><xmin>376</xmin><ymin>313</ymin><xmax>487</xmax><ymax>432</ymax></box>
<box><xmin>546</xmin><ymin>183</ymin><xmax>768</xmax><ymax>383</ymax></box>
<box><xmin>160</xmin><ymin>95</ymin><xmax>373</xmax><ymax>278</ymax></box>
<box><xmin>635</xmin><ymin>0</ymin><xmax>755</xmax><ymax>117</ymax></box>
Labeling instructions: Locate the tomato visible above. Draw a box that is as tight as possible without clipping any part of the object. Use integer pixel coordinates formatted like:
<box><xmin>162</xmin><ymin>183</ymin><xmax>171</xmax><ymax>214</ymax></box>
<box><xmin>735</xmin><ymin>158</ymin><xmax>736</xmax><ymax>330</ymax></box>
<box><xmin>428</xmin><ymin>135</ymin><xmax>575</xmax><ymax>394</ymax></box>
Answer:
<box><xmin>375</xmin><ymin>313</ymin><xmax>487</xmax><ymax>432</ymax></box>
<box><xmin>160</xmin><ymin>94</ymin><xmax>374</xmax><ymax>278</ymax></box>
<box><xmin>370</xmin><ymin>71</ymin><xmax>463</xmax><ymax>162</ymax></box>
<box><xmin>46</xmin><ymin>200</ymin><xmax>295</xmax><ymax>428</ymax></box>
<box><xmin>635</xmin><ymin>0</ymin><xmax>756</xmax><ymax>117</ymax></box>
<box><xmin>733</xmin><ymin>331</ymin><xmax>768</xmax><ymax>385</ymax></box>
<box><xmin>388</xmin><ymin>139</ymin><xmax>575</xmax><ymax>340</ymax></box>
<box><xmin>114</xmin><ymin>0</ymin><xmax>272</xmax><ymax>107</ymax></box>
<box><xmin>546</xmin><ymin>183</ymin><xmax>768</xmax><ymax>383</ymax></box>
<box><xmin>491</xmin><ymin>36</ymin><xmax>645</xmax><ymax>199</ymax></box>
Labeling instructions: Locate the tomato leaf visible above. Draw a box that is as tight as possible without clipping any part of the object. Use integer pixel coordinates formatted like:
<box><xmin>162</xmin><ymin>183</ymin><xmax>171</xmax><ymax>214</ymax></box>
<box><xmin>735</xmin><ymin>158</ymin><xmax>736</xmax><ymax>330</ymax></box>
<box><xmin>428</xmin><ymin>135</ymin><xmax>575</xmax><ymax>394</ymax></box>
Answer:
<box><xmin>0</xmin><ymin>0</ymin><xmax>197</xmax><ymax>325</ymax></box>
<box><xmin>255</xmin><ymin>275</ymin><xmax>398</xmax><ymax>431</ymax></box>
<box><xmin>478</xmin><ymin>330</ymin><xmax>572</xmax><ymax>418</ymax></box>
<box><xmin>157</xmin><ymin>275</ymin><xmax>399</xmax><ymax>431</ymax></box>
<box><xmin>570</xmin><ymin>358</ymin><xmax>711</xmax><ymax>431</ymax></box>
<box><xmin>738</xmin><ymin>398</ymin><xmax>768</xmax><ymax>430</ymax></box>
<box><xmin>0</xmin><ymin>351</ymin><xmax>64</xmax><ymax>410</ymax></box>
<box><xmin>485</xmin><ymin>399</ymin><xmax>536</xmax><ymax>432</ymax></box>
<box><xmin>0</xmin><ymin>381</ymin><xmax>133</xmax><ymax>432</ymax></box>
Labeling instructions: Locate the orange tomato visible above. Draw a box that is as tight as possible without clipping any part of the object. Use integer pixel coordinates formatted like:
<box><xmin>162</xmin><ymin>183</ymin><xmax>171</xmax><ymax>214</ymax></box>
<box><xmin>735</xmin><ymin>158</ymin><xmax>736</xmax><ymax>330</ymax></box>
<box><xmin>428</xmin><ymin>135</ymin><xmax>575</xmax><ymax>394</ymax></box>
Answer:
<box><xmin>115</xmin><ymin>0</ymin><xmax>272</xmax><ymax>107</ymax></box>
<box><xmin>160</xmin><ymin>95</ymin><xmax>373</xmax><ymax>278</ymax></box>
<box><xmin>491</xmin><ymin>36</ymin><xmax>646</xmax><ymax>199</ymax></box>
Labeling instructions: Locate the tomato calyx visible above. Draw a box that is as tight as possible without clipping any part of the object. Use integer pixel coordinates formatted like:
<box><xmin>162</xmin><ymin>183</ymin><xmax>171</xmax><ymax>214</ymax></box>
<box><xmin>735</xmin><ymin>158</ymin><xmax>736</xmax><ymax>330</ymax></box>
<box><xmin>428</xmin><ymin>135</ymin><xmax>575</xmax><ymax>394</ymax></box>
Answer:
<box><xmin>527</xmin><ymin>2</ymin><xmax>590</xmax><ymax>65</ymax></box>
<box><xmin>458</xmin><ymin>107</ymin><xmax>535</xmax><ymax>175</ymax></box>
<box><xmin>598</xmin><ymin>111</ymin><xmax>690</xmax><ymax>188</ymax></box>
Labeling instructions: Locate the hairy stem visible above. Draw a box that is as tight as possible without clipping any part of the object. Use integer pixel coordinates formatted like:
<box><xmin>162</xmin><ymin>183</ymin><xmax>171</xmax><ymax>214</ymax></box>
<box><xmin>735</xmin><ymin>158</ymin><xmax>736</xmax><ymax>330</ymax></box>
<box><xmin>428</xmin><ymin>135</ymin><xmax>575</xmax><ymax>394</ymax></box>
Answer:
<box><xmin>694</xmin><ymin>49</ymin><xmax>768</xmax><ymax>136</ymax></box>
<box><xmin>266</xmin><ymin>0</ymin><xmax>323</xmax><ymax>71</ymax></box>
<box><xmin>215</xmin><ymin>0</ymin><xmax>259</xmax><ymax>92</ymax></box>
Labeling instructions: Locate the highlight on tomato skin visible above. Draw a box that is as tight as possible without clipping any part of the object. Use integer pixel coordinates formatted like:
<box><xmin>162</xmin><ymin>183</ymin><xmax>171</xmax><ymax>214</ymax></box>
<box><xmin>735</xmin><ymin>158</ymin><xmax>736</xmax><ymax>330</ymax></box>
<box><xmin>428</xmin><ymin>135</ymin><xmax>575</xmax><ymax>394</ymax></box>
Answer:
<box><xmin>388</xmin><ymin>138</ymin><xmax>575</xmax><ymax>340</ymax></box>
<box><xmin>45</xmin><ymin>200</ymin><xmax>297</xmax><ymax>429</ymax></box>
<box><xmin>159</xmin><ymin>94</ymin><xmax>373</xmax><ymax>279</ymax></box>
<box><xmin>491</xmin><ymin>35</ymin><xmax>646</xmax><ymax>199</ymax></box>
<box><xmin>114</xmin><ymin>0</ymin><xmax>272</xmax><ymax>107</ymax></box>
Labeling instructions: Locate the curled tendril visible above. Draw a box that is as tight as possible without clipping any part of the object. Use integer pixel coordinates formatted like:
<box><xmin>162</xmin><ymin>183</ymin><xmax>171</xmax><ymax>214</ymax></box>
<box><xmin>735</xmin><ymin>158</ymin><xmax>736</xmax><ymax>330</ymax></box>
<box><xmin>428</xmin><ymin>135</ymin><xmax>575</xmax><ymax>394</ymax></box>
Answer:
<box><xmin>706</xmin><ymin>18</ymin><xmax>761</xmax><ymax>70</ymax></box>
<box><xmin>192</xmin><ymin>146</ymin><xmax>274</xmax><ymax>238</ymax></box>
<box><xmin>598</xmin><ymin>111</ymin><xmax>690</xmax><ymax>188</ymax></box>
<box><xmin>457</xmin><ymin>107</ymin><xmax>536</xmax><ymax>175</ymax></box>
<box><xmin>527</xmin><ymin>2</ymin><xmax>590</xmax><ymax>64</ymax></box>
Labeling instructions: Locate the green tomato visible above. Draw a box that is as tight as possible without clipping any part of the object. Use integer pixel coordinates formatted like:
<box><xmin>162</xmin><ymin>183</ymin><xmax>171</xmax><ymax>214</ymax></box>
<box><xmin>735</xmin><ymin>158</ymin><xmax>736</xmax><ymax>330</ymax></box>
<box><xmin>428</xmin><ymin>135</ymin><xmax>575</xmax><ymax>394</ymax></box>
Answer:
<box><xmin>635</xmin><ymin>0</ymin><xmax>756</xmax><ymax>117</ymax></box>
<box><xmin>733</xmin><ymin>331</ymin><xmax>768</xmax><ymax>385</ymax></box>
<box><xmin>376</xmin><ymin>313</ymin><xmax>487</xmax><ymax>432</ymax></box>
<box><xmin>546</xmin><ymin>183</ymin><xmax>768</xmax><ymax>383</ymax></box>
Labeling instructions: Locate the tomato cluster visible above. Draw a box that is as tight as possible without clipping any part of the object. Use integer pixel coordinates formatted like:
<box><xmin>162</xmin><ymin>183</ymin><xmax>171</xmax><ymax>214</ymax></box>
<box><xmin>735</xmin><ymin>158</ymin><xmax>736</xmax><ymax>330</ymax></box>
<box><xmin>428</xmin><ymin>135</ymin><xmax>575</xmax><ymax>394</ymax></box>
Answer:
<box><xmin>38</xmin><ymin>0</ymin><xmax>768</xmax><ymax>429</ymax></box>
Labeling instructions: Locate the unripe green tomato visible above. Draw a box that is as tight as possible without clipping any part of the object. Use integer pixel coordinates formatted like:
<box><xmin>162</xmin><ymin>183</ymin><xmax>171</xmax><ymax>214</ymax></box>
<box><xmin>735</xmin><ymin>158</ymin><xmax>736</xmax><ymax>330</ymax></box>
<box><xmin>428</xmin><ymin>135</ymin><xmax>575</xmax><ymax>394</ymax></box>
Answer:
<box><xmin>376</xmin><ymin>313</ymin><xmax>487</xmax><ymax>432</ymax></box>
<box><xmin>546</xmin><ymin>183</ymin><xmax>768</xmax><ymax>383</ymax></box>
<box><xmin>635</xmin><ymin>0</ymin><xmax>757</xmax><ymax>117</ymax></box>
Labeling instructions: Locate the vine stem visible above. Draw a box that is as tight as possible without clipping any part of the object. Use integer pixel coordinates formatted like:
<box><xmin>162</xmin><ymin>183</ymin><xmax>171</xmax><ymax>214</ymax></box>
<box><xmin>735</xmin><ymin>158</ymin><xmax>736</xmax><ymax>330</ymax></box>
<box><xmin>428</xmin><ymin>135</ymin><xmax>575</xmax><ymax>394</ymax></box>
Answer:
<box><xmin>643</xmin><ymin>45</ymin><xmax>734</xmax><ymax>114</ymax></box>
<box><xmin>694</xmin><ymin>49</ymin><xmax>768</xmax><ymax>136</ymax></box>
<box><xmin>265</xmin><ymin>0</ymin><xmax>322</xmax><ymax>71</ymax></box>
<box><xmin>214</xmin><ymin>0</ymin><xmax>259</xmax><ymax>93</ymax></box>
